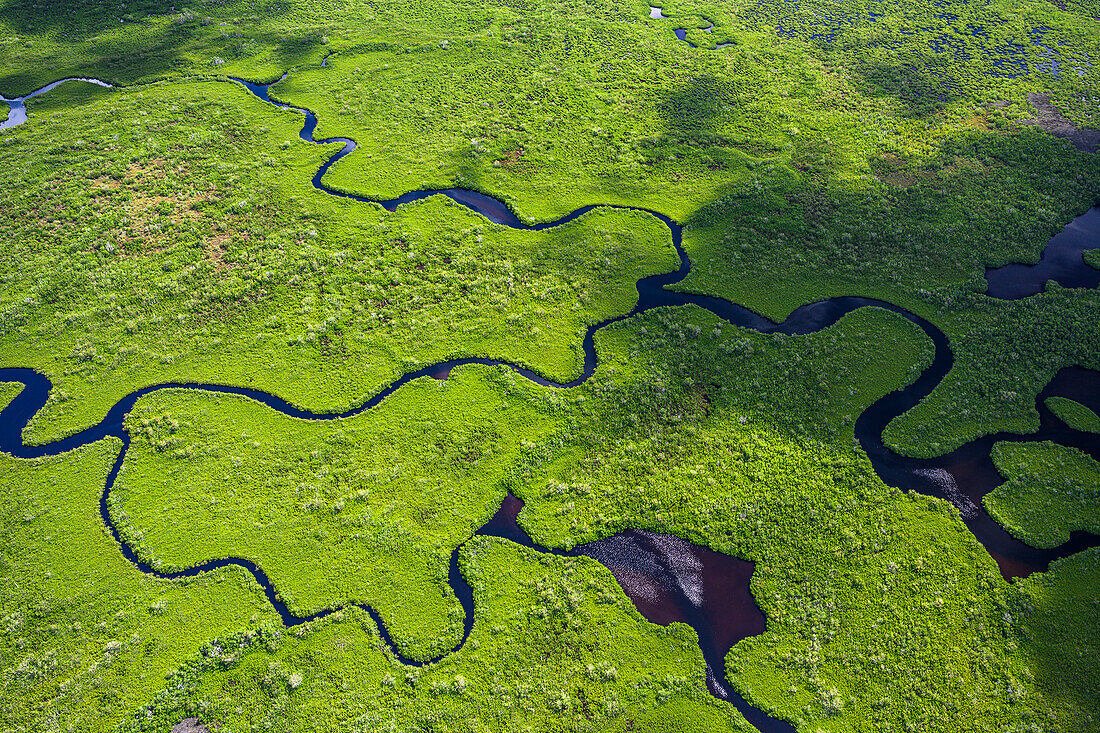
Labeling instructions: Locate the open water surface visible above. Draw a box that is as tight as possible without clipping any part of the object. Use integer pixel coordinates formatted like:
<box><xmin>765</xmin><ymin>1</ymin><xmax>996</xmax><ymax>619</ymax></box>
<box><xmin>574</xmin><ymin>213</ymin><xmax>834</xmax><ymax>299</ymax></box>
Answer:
<box><xmin>985</xmin><ymin>206</ymin><xmax>1100</xmax><ymax>298</ymax></box>
<box><xmin>649</xmin><ymin>5</ymin><xmax>733</xmax><ymax>49</ymax></box>
<box><xmin>1</xmin><ymin>65</ymin><xmax>1099</xmax><ymax>732</ymax></box>
<box><xmin>0</xmin><ymin>77</ymin><xmax>112</xmax><ymax>129</ymax></box>
<box><xmin>474</xmin><ymin>494</ymin><xmax>784</xmax><ymax>728</ymax></box>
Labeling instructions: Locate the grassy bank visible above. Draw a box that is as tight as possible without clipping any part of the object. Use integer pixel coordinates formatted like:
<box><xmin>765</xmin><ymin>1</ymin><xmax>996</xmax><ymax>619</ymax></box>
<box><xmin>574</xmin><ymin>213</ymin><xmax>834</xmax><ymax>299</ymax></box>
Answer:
<box><xmin>1047</xmin><ymin>396</ymin><xmax>1100</xmax><ymax>434</ymax></box>
<box><xmin>0</xmin><ymin>440</ymin><xmax>277</xmax><ymax>730</ymax></box>
<box><xmin>0</xmin><ymin>78</ymin><xmax>675</xmax><ymax>445</ymax></box>
<box><xmin>115</xmin><ymin>366</ymin><xmax>559</xmax><ymax>660</ymax></box>
<box><xmin>117</xmin><ymin>537</ymin><xmax>753</xmax><ymax>733</ymax></box>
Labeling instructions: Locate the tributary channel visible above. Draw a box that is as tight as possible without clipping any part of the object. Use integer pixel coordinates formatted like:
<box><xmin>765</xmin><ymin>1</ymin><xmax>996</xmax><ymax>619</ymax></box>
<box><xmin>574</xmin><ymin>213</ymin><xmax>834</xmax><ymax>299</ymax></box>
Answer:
<box><xmin>1</xmin><ymin>68</ymin><xmax>1098</xmax><ymax>732</ymax></box>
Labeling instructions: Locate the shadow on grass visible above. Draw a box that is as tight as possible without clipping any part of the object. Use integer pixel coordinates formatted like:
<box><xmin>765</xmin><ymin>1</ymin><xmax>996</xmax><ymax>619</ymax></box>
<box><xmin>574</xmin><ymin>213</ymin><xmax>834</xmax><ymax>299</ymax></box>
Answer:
<box><xmin>0</xmin><ymin>1</ymin><xmax>328</xmax><ymax>95</ymax></box>
<box><xmin>0</xmin><ymin>0</ymin><xmax>176</xmax><ymax>34</ymax></box>
<box><xmin>654</xmin><ymin>74</ymin><xmax>728</xmax><ymax>144</ymax></box>
<box><xmin>853</xmin><ymin>58</ymin><xmax>964</xmax><ymax>116</ymax></box>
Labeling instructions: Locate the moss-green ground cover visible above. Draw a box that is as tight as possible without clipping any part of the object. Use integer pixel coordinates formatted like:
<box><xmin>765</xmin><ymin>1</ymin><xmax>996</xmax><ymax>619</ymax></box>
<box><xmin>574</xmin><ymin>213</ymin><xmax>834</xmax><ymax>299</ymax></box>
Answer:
<box><xmin>258</xmin><ymin>5</ymin><xmax>1100</xmax><ymax>456</ymax></box>
<box><xmin>92</xmin><ymin>304</ymin><xmax>1100</xmax><ymax>731</ymax></box>
<box><xmin>1</xmin><ymin>0</ymin><xmax>1099</xmax><ymax>728</ymax></box>
<box><xmin>109</xmin><ymin>546</ymin><xmax>1100</xmax><ymax>733</ymax></box>
<box><xmin>4</xmin><ymin>0</ymin><xmax>1099</xmax><ymax>457</ymax></box>
<box><xmin>986</xmin><ymin>441</ymin><xmax>1100</xmax><ymax>548</ymax></box>
<box><xmin>117</xmin><ymin>537</ymin><xmax>752</xmax><ymax>733</ymax></box>
<box><xmin>115</xmin><ymin>366</ymin><xmax>559</xmax><ymax>661</ymax></box>
<box><xmin>730</xmin><ymin>0</ymin><xmax>1100</xmax><ymax>119</ymax></box>
<box><xmin>1046</xmin><ymin>396</ymin><xmax>1100</xmax><ymax>434</ymax></box>
<box><xmin>881</xmin><ymin>287</ymin><xmax>1100</xmax><ymax>457</ymax></box>
<box><xmin>1085</xmin><ymin>247</ymin><xmax>1100</xmax><ymax>271</ymax></box>
<box><xmin>0</xmin><ymin>78</ymin><xmax>675</xmax><ymax>445</ymax></box>
<box><xmin>274</xmin><ymin>33</ymin><xmax>873</xmax><ymax>222</ymax></box>
<box><xmin>1013</xmin><ymin>548</ymin><xmax>1100</xmax><ymax>733</ymax></box>
<box><xmin>0</xmin><ymin>0</ymin><xmax>337</xmax><ymax>94</ymax></box>
<box><xmin>111</xmin><ymin>305</ymin><xmax>929</xmax><ymax>657</ymax></box>
<box><xmin>0</xmin><ymin>440</ymin><xmax>278</xmax><ymax>730</ymax></box>
<box><xmin>0</xmin><ymin>380</ymin><xmax>20</xmax><ymax>411</ymax></box>
<box><xmin>508</xmin><ymin>305</ymin><xmax>1050</xmax><ymax>731</ymax></box>
<box><xmin>675</xmin><ymin>128</ymin><xmax>1100</xmax><ymax>457</ymax></box>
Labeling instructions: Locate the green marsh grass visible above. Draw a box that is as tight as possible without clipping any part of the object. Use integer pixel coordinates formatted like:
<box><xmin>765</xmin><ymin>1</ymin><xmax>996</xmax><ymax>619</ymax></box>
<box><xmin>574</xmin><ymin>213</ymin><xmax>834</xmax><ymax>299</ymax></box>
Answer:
<box><xmin>0</xmin><ymin>441</ymin><xmax>278</xmax><ymax>730</ymax></box>
<box><xmin>987</xmin><ymin>441</ymin><xmax>1100</xmax><ymax>549</ymax></box>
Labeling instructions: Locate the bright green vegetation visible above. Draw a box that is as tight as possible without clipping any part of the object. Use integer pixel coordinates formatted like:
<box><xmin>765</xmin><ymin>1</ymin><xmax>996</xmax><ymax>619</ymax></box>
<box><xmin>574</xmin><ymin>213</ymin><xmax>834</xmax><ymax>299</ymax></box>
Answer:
<box><xmin>733</xmin><ymin>0</ymin><xmax>1100</xmax><ymax>120</ymax></box>
<box><xmin>1085</xmin><ymin>248</ymin><xmax>1100</xmax><ymax>271</ymax></box>
<box><xmin>11</xmin><ymin>0</ymin><xmax>1093</xmax><ymax>117</ymax></box>
<box><xmin>676</xmin><ymin>127</ymin><xmax>1100</xmax><ymax>457</ymax></box>
<box><xmin>0</xmin><ymin>441</ymin><xmax>278</xmax><ymax>730</ymax></box>
<box><xmin>510</xmin><ymin>305</ymin><xmax>1065</xmax><ymax>731</ymax></box>
<box><xmin>4</xmin><ymin>0</ymin><xmax>1098</xmax><ymax>458</ymax></box>
<box><xmin>881</xmin><ymin>287</ymin><xmax>1100</xmax><ymax>457</ymax></box>
<box><xmin>1047</xmin><ymin>396</ymin><xmax>1100</xmax><ymax>434</ymax></box>
<box><xmin>1013</xmin><ymin>549</ymin><xmax>1100</xmax><ymax>733</ymax></box>
<box><xmin>112</xmin><ymin>305</ymin><xmax>929</xmax><ymax>661</ymax></box>
<box><xmin>276</xmin><ymin>33</ymin><xmax>861</xmax><ymax>222</ymax></box>
<box><xmin>0</xmin><ymin>0</ymin><xmax>336</xmax><ymax>94</ymax></box>
<box><xmin>273</xmin><ymin>10</ymin><xmax>1098</xmax><ymax>223</ymax></box>
<box><xmin>518</xmin><ymin>305</ymin><xmax>934</xmax><ymax>540</ymax></box>
<box><xmin>283</xmin><ymin>0</ymin><xmax>1094</xmax><ymax>211</ymax></box>
<box><xmin>118</xmin><ymin>537</ymin><xmax>751</xmax><ymax>733</ymax></box>
<box><xmin>2</xmin><ymin>0</ymin><xmax>1100</xmax><ymax>728</ymax></box>
<box><xmin>114</xmin><ymin>366</ymin><xmax>559</xmax><ymax>661</ymax></box>
<box><xmin>677</xmin><ymin>130</ymin><xmax>1100</xmax><ymax>317</ymax></box>
<box><xmin>110</xmin><ymin>547</ymin><xmax>1100</xmax><ymax>733</ymax></box>
<box><xmin>0</xmin><ymin>78</ymin><xmax>675</xmax><ymax>445</ymax></box>
<box><xmin>986</xmin><ymin>441</ymin><xmax>1100</xmax><ymax>549</ymax></box>
<box><xmin>106</xmin><ymin>304</ymin><xmax>1100</xmax><ymax>731</ymax></box>
<box><xmin>0</xmin><ymin>380</ymin><xmax>20</xmax><ymax>411</ymax></box>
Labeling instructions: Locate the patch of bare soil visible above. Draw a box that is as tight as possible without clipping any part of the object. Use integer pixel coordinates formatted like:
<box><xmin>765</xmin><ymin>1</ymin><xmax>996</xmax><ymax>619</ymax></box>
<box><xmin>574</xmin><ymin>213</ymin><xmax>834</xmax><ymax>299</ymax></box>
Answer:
<box><xmin>171</xmin><ymin>719</ymin><xmax>211</xmax><ymax>733</ymax></box>
<box><xmin>1026</xmin><ymin>93</ymin><xmax>1100</xmax><ymax>153</ymax></box>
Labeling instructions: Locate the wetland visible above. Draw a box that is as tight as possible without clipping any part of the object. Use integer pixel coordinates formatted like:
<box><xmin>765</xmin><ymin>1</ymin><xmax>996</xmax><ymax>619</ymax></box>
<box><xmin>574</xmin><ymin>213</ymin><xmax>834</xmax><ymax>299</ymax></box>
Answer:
<box><xmin>1</xmin><ymin>0</ymin><xmax>1099</xmax><ymax>730</ymax></box>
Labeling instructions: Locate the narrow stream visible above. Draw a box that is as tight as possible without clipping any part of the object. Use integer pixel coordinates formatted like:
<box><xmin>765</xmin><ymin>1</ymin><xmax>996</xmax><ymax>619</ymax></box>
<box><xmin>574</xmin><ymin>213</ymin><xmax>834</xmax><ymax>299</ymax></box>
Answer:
<box><xmin>0</xmin><ymin>77</ymin><xmax>113</xmax><ymax>129</ymax></box>
<box><xmin>0</xmin><ymin>65</ymin><xmax>1098</xmax><ymax>732</ymax></box>
<box><xmin>473</xmin><ymin>494</ymin><xmax>785</xmax><ymax>729</ymax></box>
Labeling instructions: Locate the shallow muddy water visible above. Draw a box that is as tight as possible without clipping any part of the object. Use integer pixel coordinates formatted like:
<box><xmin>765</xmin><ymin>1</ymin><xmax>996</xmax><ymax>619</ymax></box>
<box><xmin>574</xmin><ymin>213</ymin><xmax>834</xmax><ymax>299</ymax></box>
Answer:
<box><xmin>475</xmin><ymin>494</ymin><xmax>792</xmax><ymax>730</ymax></box>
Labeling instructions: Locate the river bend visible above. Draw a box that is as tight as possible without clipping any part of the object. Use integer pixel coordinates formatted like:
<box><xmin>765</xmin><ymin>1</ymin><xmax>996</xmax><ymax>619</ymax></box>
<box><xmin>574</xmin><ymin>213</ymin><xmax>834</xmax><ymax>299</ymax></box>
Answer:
<box><xmin>1</xmin><ymin>65</ymin><xmax>1099</xmax><ymax>733</ymax></box>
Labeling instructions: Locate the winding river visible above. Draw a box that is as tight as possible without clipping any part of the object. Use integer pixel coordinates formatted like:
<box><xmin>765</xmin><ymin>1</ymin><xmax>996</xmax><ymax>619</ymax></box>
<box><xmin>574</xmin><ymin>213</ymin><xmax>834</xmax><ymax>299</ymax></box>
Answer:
<box><xmin>1</xmin><ymin>66</ymin><xmax>1098</xmax><ymax>732</ymax></box>
<box><xmin>649</xmin><ymin>5</ymin><xmax>733</xmax><ymax>49</ymax></box>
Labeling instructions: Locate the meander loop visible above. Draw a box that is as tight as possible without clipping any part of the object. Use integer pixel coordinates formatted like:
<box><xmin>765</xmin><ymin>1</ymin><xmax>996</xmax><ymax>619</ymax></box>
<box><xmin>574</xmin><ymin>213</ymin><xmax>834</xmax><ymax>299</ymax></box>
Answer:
<box><xmin>1</xmin><ymin>66</ymin><xmax>1099</xmax><ymax>733</ymax></box>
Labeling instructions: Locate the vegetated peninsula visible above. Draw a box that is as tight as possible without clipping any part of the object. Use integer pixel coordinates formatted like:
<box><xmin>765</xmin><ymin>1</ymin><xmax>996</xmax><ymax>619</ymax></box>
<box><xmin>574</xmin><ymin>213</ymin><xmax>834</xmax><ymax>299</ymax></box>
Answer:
<box><xmin>0</xmin><ymin>0</ymin><xmax>1098</xmax><ymax>731</ymax></box>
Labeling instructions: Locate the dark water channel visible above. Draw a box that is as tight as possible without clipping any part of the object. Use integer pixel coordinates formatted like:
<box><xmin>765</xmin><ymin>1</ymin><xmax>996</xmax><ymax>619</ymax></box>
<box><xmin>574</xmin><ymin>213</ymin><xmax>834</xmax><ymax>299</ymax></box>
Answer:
<box><xmin>473</xmin><ymin>494</ymin><xmax>784</xmax><ymax>729</ymax></box>
<box><xmin>985</xmin><ymin>206</ymin><xmax>1100</xmax><ymax>298</ymax></box>
<box><xmin>1</xmin><ymin>65</ymin><xmax>1099</xmax><ymax>732</ymax></box>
